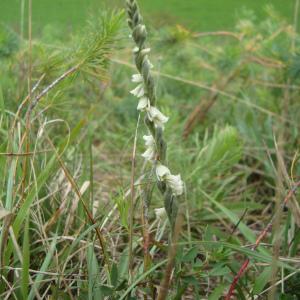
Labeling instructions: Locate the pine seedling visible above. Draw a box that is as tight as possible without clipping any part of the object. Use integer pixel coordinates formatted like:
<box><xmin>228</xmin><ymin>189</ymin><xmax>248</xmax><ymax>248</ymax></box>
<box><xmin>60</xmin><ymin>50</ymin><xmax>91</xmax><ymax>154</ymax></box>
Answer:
<box><xmin>126</xmin><ymin>0</ymin><xmax>184</xmax><ymax>227</ymax></box>
<box><xmin>30</xmin><ymin>11</ymin><xmax>124</xmax><ymax>111</ymax></box>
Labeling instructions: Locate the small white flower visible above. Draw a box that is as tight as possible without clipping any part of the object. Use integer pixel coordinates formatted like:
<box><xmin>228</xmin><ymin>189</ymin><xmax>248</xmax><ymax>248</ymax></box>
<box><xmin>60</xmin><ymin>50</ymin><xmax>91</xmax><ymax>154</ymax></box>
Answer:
<box><xmin>137</xmin><ymin>97</ymin><xmax>150</xmax><ymax>111</ymax></box>
<box><xmin>132</xmin><ymin>73</ymin><xmax>143</xmax><ymax>83</ymax></box>
<box><xmin>143</xmin><ymin>134</ymin><xmax>155</xmax><ymax>147</ymax></box>
<box><xmin>156</xmin><ymin>164</ymin><xmax>184</xmax><ymax>196</ymax></box>
<box><xmin>154</xmin><ymin>207</ymin><xmax>167</xmax><ymax>220</ymax></box>
<box><xmin>147</xmin><ymin>106</ymin><xmax>169</xmax><ymax>128</ymax></box>
<box><xmin>141</xmin><ymin>48</ymin><xmax>151</xmax><ymax>55</ymax></box>
<box><xmin>156</xmin><ymin>164</ymin><xmax>171</xmax><ymax>181</ymax></box>
<box><xmin>165</xmin><ymin>174</ymin><xmax>184</xmax><ymax>196</ymax></box>
<box><xmin>140</xmin><ymin>25</ymin><xmax>146</xmax><ymax>33</ymax></box>
<box><xmin>143</xmin><ymin>57</ymin><xmax>154</xmax><ymax>70</ymax></box>
<box><xmin>130</xmin><ymin>83</ymin><xmax>145</xmax><ymax>98</ymax></box>
<box><xmin>141</xmin><ymin>135</ymin><xmax>156</xmax><ymax>161</ymax></box>
<box><xmin>142</xmin><ymin>147</ymin><xmax>156</xmax><ymax>161</ymax></box>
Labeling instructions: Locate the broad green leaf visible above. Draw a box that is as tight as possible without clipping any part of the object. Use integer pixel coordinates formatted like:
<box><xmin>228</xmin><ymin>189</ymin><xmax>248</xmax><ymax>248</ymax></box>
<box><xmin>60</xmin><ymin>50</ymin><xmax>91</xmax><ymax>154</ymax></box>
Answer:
<box><xmin>182</xmin><ymin>247</ymin><xmax>198</xmax><ymax>262</ymax></box>
<box><xmin>110</xmin><ymin>263</ymin><xmax>118</xmax><ymax>287</ymax></box>
<box><xmin>119</xmin><ymin>259</ymin><xmax>167</xmax><ymax>300</ymax></box>
<box><xmin>118</xmin><ymin>248</ymin><xmax>129</xmax><ymax>281</ymax></box>
<box><xmin>253</xmin><ymin>266</ymin><xmax>272</xmax><ymax>294</ymax></box>
<box><xmin>28</xmin><ymin>234</ymin><xmax>57</xmax><ymax>300</ymax></box>
<box><xmin>87</xmin><ymin>243</ymin><xmax>102</xmax><ymax>300</ymax></box>
<box><xmin>208</xmin><ymin>284</ymin><xmax>227</xmax><ymax>300</ymax></box>
<box><xmin>21</xmin><ymin>216</ymin><xmax>30</xmax><ymax>300</ymax></box>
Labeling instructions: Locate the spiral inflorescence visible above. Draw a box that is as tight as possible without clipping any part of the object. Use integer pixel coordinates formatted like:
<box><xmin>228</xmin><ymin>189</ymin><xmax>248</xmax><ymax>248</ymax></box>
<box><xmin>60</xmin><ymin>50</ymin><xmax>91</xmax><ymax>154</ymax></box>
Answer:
<box><xmin>126</xmin><ymin>0</ymin><xmax>184</xmax><ymax>226</ymax></box>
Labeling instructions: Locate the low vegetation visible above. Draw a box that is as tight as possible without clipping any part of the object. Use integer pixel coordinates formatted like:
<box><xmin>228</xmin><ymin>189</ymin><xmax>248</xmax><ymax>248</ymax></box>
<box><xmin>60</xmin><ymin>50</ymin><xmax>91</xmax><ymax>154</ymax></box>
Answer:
<box><xmin>0</xmin><ymin>1</ymin><xmax>299</xmax><ymax>299</ymax></box>
<box><xmin>1</xmin><ymin>0</ymin><xmax>297</xmax><ymax>32</ymax></box>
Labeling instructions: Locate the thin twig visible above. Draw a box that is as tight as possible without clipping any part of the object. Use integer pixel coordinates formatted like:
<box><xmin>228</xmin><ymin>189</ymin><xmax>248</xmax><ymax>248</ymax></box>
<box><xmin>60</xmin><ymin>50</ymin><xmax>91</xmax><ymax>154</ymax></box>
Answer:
<box><xmin>0</xmin><ymin>150</ymin><xmax>52</xmax><ymax>157</ymax></box>
<box><xmin>45</xmin><ymin>135</ymin><xmax>111</xmax><ymax>272</ymax></box>
<box><xmin>257</xmin><ymin>270</ymin><xmax>300</xmax><ymax>298</ymax></box>
<box><xmin>112</xmin><ymin>58</ymin><xmax>296</xmax><ymax>126</ymax></box>
<box><xmin>11</xmin><ymin>74</ymin><xmax>45</xmax><ymax>134</ymax></box>
<box><xmin>128</xmin><ymin>114</ymin><xmax>140</xmax><ymax>282</ymax></box>
<box><xmin>249</xmin><ymin>79</ymin><xmax>300</xmax><ymax>90</ymax></box>
<box><xmin>28</xmin><ymin>65</ymin><xmax>79</xmax><ymax>113</ymax></box>
<box><xmin>19</xmin><ymin>0</ymin><xmax>33</xmax><ymax>230</ymax></box>
<box><xmin>183</xmin><ymin>62</ymin><xmax>243</xmax><ymax>138</ymax></box>
<box><xmin>157</xmin><ymin>211</ymin><xmax>184</xmax><ymax>300</ymax></box>
<box><xmin>225</xmin><ymin>181</ymin><xmax>300</xmax><ymax>300</ymax></box>
<box><xmin>193</xmin><ymin>31</ymin><xmax>242</xmax><ymax>40</ymax></box>
<box><xmin>268</xmin><ymin>78</ymin><xmax>291</xmax><ymax>299</ymax></box>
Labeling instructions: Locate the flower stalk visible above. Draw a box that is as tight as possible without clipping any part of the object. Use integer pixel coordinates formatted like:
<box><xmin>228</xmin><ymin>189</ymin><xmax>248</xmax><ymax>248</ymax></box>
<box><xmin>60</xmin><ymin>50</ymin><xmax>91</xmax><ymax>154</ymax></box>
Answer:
<box><xmin>126</xmin><ymin>0</ymin><xmax>184</xmax><ymax>228</ymax></box>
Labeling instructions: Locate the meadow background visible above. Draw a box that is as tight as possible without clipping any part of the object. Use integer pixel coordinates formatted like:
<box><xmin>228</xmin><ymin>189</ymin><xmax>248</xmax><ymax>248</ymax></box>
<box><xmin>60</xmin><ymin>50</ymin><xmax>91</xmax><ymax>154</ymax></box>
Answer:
<box><xmin>1</xmin><ymin>0</ymin><xmax>300</xmax><ymax>299</ymax></box>
<box><xmin>1</xmin><ymin>0</ymin><xmax>298</xmax><ymax>32</ymax></box>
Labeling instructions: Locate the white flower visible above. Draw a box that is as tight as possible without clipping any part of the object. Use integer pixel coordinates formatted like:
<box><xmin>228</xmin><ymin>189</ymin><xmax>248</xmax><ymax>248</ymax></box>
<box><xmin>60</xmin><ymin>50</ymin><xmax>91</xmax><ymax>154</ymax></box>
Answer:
<box><xmin>132</xmin><ymin>47</ymin><xmax>151</xmax><ymax>61</ymax></box>
<box><xmin>156</xmin><ymin>164</ymin><xmax>184</xmax><ymax>196</ymax></box>
<box><xmin>143</xmin><ymin>134</ymin><xmax>155</xmax><ymax>147</ymax></box>
<box><xmin>147</xmin><ymin>106</ymin><xmax>169</xmax><ymax>128</ymax></box>
<box><xmin>142</xmin><ymin>148</ymin><xmax>156</xmax><ymax>161</ymax></box>
<box><xmin>130</xmin><ymin>83</ymin><xmax>145</xmax><ymax>98</ymax></box>
<box><xmin>143</xmin><ymin>57</ymin><xmax>154</xmax><ymax>70</ymax></box>
<box><xmin>154</xmin><ymin>207</ymin><xmax>167</xmax><ymax>220</ymax></box>
<box><xmin>133</xmin><ymin>46</ymin><xmax>139</xmax><ymax>53</ymax></box>
<box><xmin>165</xmin><ymin>174</ymin><xmax>184</xmax><ymax>196</ymax></box>
<box><xmin>137</xmin><ymin>97</ymin><xmax>150</xmax><ymax>111</ymax></box>
<box><xmin>156</xmin><ymin>164</ymin><xmax>171</xmax><ymax>181</ymax></box>
<box><xmin>132</xmin><ymin>73</ymin><xmax>143</xmax><ymax>83</ymax></box>
<box><xmin>141</xmin><ymin>135</ymin><xmax>156</xmax><ymax>161</ymax></box>
<box><xmin>141</xmin><ymin>48</ymin><xmax>151</xmax><ymax>55</ymax></box>
<box><xmin>139</xmin><ymin>24</ymin><xmax>146</xmax><ymax>33</ymax></box>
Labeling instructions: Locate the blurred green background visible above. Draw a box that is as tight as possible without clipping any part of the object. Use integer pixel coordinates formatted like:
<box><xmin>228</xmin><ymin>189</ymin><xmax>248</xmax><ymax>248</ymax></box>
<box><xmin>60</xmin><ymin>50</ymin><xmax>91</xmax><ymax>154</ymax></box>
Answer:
<box><xmin>1</xmin><ymin>0</ymin><xmax>297</xmax><ymax>35</ymax></box>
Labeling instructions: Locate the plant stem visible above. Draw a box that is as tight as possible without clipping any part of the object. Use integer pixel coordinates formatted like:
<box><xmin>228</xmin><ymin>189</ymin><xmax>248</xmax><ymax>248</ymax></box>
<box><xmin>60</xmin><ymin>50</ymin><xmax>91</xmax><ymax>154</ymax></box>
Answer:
<box><xmin>128</xmin><ymin>114</ymin><xmax>140</xmax><ymax>282</ymax></box>
<box><xmin>225</xmin><ymin>181</ymin><xmax>300</xmax><ymax>300</ymax></box>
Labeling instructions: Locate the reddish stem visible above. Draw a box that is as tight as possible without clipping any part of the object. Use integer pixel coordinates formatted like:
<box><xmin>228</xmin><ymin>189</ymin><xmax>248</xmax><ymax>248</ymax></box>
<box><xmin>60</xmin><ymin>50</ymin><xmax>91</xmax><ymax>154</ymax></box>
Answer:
<box><xmin>225</xmin><ymin>181</ymin><xmax>300</xmax><ymax>300</ymax></box>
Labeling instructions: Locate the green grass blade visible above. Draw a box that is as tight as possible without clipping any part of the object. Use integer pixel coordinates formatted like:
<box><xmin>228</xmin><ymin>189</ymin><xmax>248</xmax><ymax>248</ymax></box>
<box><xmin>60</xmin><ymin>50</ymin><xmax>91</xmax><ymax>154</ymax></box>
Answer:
<box><xmin>199</xmin><ymin>188</ymin><xmax>270</xmax><ymax>257</ymax></box>
<box><xmin>28</xmin><ymin>234</ymin><xmax>57</xmax><ymax>300</ymax></box>
<box><xmin>21</xmin><ymin>216</ymin><xmax>30</xmax><ymax>300</ymax></box>
<box><xmin>87</xmin><ymin>242</ymin><xmax>102</xmax><ymax>300</ymax></box>
<box><xmin>0</xmin><ymin>85</ymin><xmax>4</xmax><ymax>115</ymax></box>
<box><xmin>119</xmin><ymin>259</ymin><xmax>167</xmax><ymax>300</ymax></box>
